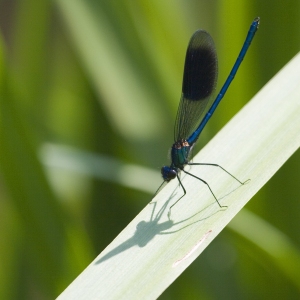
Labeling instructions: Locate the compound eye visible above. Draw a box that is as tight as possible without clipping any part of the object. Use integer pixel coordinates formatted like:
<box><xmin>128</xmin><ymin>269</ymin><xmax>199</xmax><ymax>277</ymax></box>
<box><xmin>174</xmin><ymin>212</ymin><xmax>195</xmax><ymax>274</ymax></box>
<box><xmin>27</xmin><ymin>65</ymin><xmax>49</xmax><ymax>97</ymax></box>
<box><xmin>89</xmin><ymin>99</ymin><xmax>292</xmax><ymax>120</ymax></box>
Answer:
<box><xmin>161</xmin><ymin>166</ymin><xmax>177</xmax><ymax>181</ymax></box>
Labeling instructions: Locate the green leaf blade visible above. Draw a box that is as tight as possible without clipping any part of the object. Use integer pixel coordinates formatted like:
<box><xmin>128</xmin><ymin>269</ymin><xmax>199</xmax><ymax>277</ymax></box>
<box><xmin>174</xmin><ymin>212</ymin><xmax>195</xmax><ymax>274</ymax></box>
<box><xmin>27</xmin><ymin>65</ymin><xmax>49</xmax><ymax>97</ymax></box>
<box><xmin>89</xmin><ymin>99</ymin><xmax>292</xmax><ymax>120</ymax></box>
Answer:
<box><xmin>57</xmin><ymin>53</ymin><xmax>300</xmax><ymax>299</ymax></box>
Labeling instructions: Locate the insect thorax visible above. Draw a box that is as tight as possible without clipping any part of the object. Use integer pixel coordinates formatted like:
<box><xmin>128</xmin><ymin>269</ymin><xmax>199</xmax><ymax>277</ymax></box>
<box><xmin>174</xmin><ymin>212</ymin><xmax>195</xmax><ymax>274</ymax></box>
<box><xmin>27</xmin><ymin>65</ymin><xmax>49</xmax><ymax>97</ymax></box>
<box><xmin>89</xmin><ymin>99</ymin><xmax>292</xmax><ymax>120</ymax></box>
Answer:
<box><xmin>171</xmin><ymin>139</ymin><xmax>192</xmax><ymax>169</ymax></box>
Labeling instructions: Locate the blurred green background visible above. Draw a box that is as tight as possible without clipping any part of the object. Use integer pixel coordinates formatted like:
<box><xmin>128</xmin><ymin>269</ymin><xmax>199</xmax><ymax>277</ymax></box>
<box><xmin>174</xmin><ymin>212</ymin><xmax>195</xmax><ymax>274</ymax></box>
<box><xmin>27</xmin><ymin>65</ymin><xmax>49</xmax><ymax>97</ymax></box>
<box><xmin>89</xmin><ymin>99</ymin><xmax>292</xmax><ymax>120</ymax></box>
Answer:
<box><xmin>0</xmin><ymin>0</ymin><xmax>300</xmax><ymax>299</ymax></box>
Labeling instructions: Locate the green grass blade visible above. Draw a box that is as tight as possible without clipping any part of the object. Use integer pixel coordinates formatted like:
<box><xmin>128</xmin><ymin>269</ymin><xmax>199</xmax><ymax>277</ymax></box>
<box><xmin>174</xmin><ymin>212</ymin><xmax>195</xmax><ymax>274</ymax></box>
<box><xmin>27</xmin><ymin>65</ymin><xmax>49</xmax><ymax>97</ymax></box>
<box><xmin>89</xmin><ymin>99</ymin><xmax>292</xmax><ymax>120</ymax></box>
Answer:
<box><xmin>229</xmin><ymin>209</ymin><xmax>300</xmax><ymax>290</ymax></box>
<box><xmin>57</xmin><ymin>52</ymin><xmax>300</xmax><ymax>299</ymax></box>
<box><xmin>56</xmin><ymin>0</ymin><xmax>164</xmax><ymax>140</ymax></box>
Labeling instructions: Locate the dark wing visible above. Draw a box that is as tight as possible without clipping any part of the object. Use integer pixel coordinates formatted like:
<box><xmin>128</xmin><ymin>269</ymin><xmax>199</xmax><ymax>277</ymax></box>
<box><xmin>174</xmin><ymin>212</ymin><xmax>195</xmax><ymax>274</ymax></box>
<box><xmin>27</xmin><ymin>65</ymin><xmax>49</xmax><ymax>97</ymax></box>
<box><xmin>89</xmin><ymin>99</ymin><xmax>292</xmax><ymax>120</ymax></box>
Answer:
<box><xmin>174</xmin><ymin>30</ymin><xmax>218</xmax><ymax>141</ymax></box>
